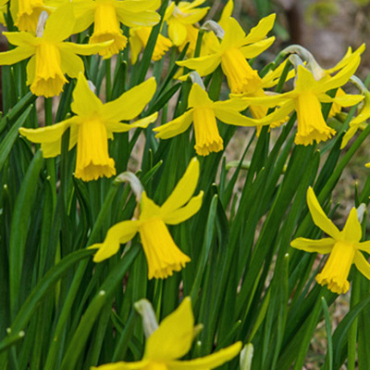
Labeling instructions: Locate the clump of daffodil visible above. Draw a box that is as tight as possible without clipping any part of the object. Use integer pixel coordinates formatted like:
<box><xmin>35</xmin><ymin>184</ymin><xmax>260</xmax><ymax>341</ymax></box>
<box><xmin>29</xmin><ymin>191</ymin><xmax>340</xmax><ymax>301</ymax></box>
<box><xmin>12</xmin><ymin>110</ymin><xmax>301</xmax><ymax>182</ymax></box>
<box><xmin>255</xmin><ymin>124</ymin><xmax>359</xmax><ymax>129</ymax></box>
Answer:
<box><xmin>19</xmin><ymin>73</ymin><xmax>157</xmax><ymax>181</ymax></box>
<box><xmin>291</xmin><ymin>187</ymin><xmax>370</xmax><ymax>294</ymax></box>
<box><xmin>91</xmin><ymin>158</ymin><xmax>203</xmax><ymax>279</ymax></box>
<box><xmin>240</xmin><ymin>53</ymin><xmax>364</xmax><ymax>146</ymax></box>
<box><xmin>93</xmin><ymin>297</ymin><xmax>242</xmax><ymax>370</ymax></box>
<box><xmin>129</xmin><ymin>26</ymin><xmax>173</xmax><ymax>64</ymax></box>
<box><xmin>71</xmin><ymin>0</ymin><xmax>160</xmax><ymax>59</ymax></box>
<box><xmin>177</xmin><ymin>15</ymin><xmax>276</xmax><ymax>94</ymax></box>
<box><xmin>154</xmin><ymin>79</ymin><xmax>256</xmax><ymax>156</ymax></box>
<box><xmin>164</xmin><ymin>0</ymin><xmax>209</xmax><ymax>55</ymax></box>
<box><xmin>0</xmin><ymin>10</ymin><xmax>112</xmax><ymax>97</ymax></box>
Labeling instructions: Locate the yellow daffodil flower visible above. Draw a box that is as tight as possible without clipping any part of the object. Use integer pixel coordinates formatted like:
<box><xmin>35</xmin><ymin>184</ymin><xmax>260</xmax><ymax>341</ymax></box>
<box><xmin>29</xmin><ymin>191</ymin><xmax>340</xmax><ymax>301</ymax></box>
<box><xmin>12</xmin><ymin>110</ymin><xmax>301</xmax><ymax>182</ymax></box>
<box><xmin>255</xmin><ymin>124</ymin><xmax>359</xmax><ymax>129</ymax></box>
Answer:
<box><xmin>0</xmin><ymin>9</ymin><xmax>112</xmax><ymax>97</ymax></box>
<box><xmin>291</xmin><ymin>187</ymin><xmax>370</xmax><ymax>294</ymax></box>
<box><xmin>91</xmin><ymin>158</ymin><xmax>203</xmax><ymax>279</ymax></box>
<box><xmin>177</xmin><ymin>15</ymin><xmax>275</xmax><ymax>94</ymax></box>
<box><xmin>153</xmin><ymin>83</ymin><xmax>256</xmax><ymax>156</ymax></box>
<box><xmin>164</xmin><ymin>0</ymin><xmax>209</xmax><ymax>54</ymax></box>
<box><xmin>129</xmin><ymin>26</ymin><xmax>172</xmax><ymax>65</ymax></box>
<box><xmin>72</xmin><ymin>0</ymin><xmax>160</xmax><ymax>59</ymax></box>
<box><xmin>240</xmin><ymin>54</ymin><xmax>364</xmax><ymax>146</ymax></box>
<box><xmin>92</xmin><ymin>297</ymin><xmax>242</xmax><ymax>370</ymax></box>
<box><xmin>10</xmin><ymin>0</ymin><xmax>48</xmax><ymax>32</ymax></box>
<box><xmin>19</xmin><ymin>73</ymin><xmax>157</xmax><ymax>181</ymax></box>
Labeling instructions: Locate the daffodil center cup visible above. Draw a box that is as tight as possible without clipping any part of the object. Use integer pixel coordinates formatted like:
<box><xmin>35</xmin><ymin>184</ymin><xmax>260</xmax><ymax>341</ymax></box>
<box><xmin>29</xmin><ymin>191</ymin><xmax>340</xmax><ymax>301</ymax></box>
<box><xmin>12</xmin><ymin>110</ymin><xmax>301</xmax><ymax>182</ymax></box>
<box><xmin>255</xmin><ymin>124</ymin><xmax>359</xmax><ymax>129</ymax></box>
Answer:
<box><xmin>221</xmin><ymin>48</ymin><xmax>262</xmax><ymax>94</ymax></box>
<box><xmin>294</xmin><ymin>93</ymin><xmax>336</xmax><ymax>146</ymax></box>
<box><xmin>192</xmin><ymin>106</ymin><xmax>223</xmax><ymax>156</ymax></box>
<box><xmin>32</xmin><ymin>42</ymin><xmax>67</xmax><ymax>97</ymax></box>
<box><xmin>139</xmin><ymin>217</ymin><xmax>190</xmax><ymax>279</ymax></box>
<box><xmin>90</xmin><ymin>2</ymin><xmax>127</xmax><ymax>56</ymax></box>
<box><xmin>75</xmin><ymin>117</ymin><xmax>116</xmax><ymax>181</ymax></box>
<box><xmin>316</xmin><ymin>241</ymin><xmax>356</xmax><ymax>294</ymax></box>
<box><xmin>16</xmin><ymin>0</ymin><xmax>45</xmax><ymax>31</ymax></box>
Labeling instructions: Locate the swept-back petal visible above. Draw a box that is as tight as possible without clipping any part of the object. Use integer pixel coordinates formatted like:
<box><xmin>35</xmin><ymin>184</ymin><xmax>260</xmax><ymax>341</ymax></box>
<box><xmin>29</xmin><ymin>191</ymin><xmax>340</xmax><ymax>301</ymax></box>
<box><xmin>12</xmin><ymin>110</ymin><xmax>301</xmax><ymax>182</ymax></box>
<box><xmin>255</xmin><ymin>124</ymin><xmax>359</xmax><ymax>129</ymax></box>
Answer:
<box><xmin>219</xmin><ymin>0</ymin><xmax>234</xmax><ymax>29</ymax></box>
<box><xmin>353</xmin><ymin>251</ymin><xmax>370</xmax><ymax>280</ymax></box>
<box><xmin>314</xmin><ymin>55</ymin><xmax>361</xmax><ymax>94</ymax></box>
<box><xmin>61</xmin><ymin>41</ymin><xmax>113</xmax><ymax>56</ymax></box>
<box><xmin>240</xmin><ymin>37</ymin><xmax>275</xmax><ymax>59</ymax></box>
<box><xmin>0</xmin><ymin>46</ymin><xmax>34</xmax><ymax>65</ymax></box>
<box><xmin>145</xmin><ymin>298</ymin><xmax>194</xmax><ymax>361</ymax></box>
<box><xmin>72</xmin><ymin>0</ymin><xmax>95</xmax><ymax>34</ymax></box>
<box><xmin>101</xmin><ymin>78</ymin><xmax>156</xmax><ymax>121</ymax></box>
<box><xmin>116</xmin><ymin>7</ymin><xmax>160</xmax><ymax>28</ymax></box>
<box><xmin>106</xmin><ymin>113</ymin><xmax>158</xmax><ymax>133</ymax></box>
<box><xmin>91</xmin><ymin>220</ymin><xmax>140</xmax><ymax>262</ymax></box>
<box><xmin>71</xmin><ymin>73</ymin><xmax>103</xmax><ymax>116</ymax></box>
<box><xmin>188</xmin><ymin>83</ymin><xmax>213</xmax><ymax>108</ymax></box>
<box><xmin>168</xmin><ymin>21</ymin><xmax>188</xmax><ymax>46</ymax></box>
<box><xmin>168</xmin><ymin>342</ymin><xmax>242</xmax><ymax>370</ymax></box>
<box><xmin>294</xmin><ymin>65</ymin><xmax>319</xmax><ymax>93</ymax></box>
<box><xmin>163</xmin><ymin>192</ymin><xmax>203</xmax><ymax>225</ymax></box>
<box><xmin>306</xmin><ymin>187</ymin><xmax>341</xmax><ymax>239</ymax></box>
<box><xmin>177</xmin><ymin>7</ymin><xmax>209</xmax><ymax>25</ymax></box>
<box><xmin>154</xmin><ymin>110</ymin><xmax>193</xmax><ymax>139</ymax></box>
<box><xmin>3</xmin><ymin>31</ymin><xmax>38</xmax><ymax>47</ymax></box>
<box><xmin>43</xmin><ymin>3</ymin><xmax>75</xmax><ymax>42</ymax></box>
<box><xmin>60</xmin><ymin>50</ymin><xmax>85</xmax><ymax>79</ymax></box>
<box><xmin>341</xmin><ymin>208</ymin><xmax>362</xmax><ymax>242</ymax></box>
<box><xmin>161</xmin><ymin>157</ymin><xmax>200</xmax><ymax>216</ymax></box>
<box><xmin>329</xmin><ymin>94</ymin><xmax>364</xmax><ymax>107</ymax></box>
<box><xmin>177</xmin><ymin>54</ymin><xmax>221</xmax><ymax>77</ymax></box>
<box><xmin>358</xmin><ymin>240</ymin><xmax>370</xmax><ymax>254</ymax></box>
<box><xmin>325</xmin><ymin>44</ymin><xmax>365</xmax><ymax>74</ymax></box>
<box><xmin>290</xmin><ymin>237</ymin><xmax>335</xmax><ymax>254</ymax></box>
<box><xmin>92</xmin><ymin>360</ymin><xmax>149</xmax><ymax>370</ymax></box>
<box><xmin>221</xmin><ymin>17</ymin><xmax>246</xmax><ymax>49</ymax></box>
<box><xmin>243</xmin><ymin>13</ymin><xmax>276</xmax><ymax>45</ymax></box>
<box><xmin>19</xmin><ymin>117</ymin><xmax>75</xmax><ymax>144</ymax></box>
<box><xmin>213</xmin><ymin>103</ymin><xmax>258</xmax><ymax>127</ymax></box>
<box><xmin>115</xmin><ymin>0</ymin><xmax>159</xmax><ymax>12</ymax></box>
<box><xmin>240</xmin><ymin>91</ymin><xmax>295</xmax><ymax>107</ymax></box>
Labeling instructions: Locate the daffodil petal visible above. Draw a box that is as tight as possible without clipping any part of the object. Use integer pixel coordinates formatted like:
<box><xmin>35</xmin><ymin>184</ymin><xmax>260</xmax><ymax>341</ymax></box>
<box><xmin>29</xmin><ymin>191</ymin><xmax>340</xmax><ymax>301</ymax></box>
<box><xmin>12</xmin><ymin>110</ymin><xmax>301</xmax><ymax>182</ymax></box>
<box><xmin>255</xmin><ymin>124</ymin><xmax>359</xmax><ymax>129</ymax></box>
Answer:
<box><xmin>219</xmin><ymin>0</ymin><xmax>234</xmax><ymax>29</ymax></box>
<box><xmin>325</xmin><ymin>44</ymin><xmax>365</xmax><ymax>74</ymax></box>
<box><xmin>340</xmin><ymin>124</ymin><xmax>359</xmax><ymax>149</ymax></box>
<box><xmin>240</xmin><ymin>37</ymin><xmax>275</xmax><ymax>59</ymax></box>
<box><xmin>116</xmin><ymin>8</ymin><xmax>160</xmax><ymax>28</ymax></box>
<box><xmin>243</xmin><ymin>13</ymin><xmax>276</xmax><ymax>44</ymax></box>
<box><xmin>71</xmin><ymin>73</ymin><xmax>103</xmax><ymax>116</ymax></box>
<box><xmin>60</xmin><ymin>50</ymin><xmax>85</xmax><ymax>79</ymax></box>
<box><xmin>168</xmin><ymin>342</ymin><xmax>242</xmax><ymax>370</ymax></box>
<box><xmin>101</xmin><ymin>78</ymin><xmax>156</xmax><ymax>121</ymax></box>
<box><xmin>19</xmin><ymin>117</ymin><xmax>75</xmax><ymax>144</ymax></box>
<box><xmin>177</xmin><ymin>54</ymin><xmax>221</xmax><ymax>77</ymax></box>
<box><xmin>341</xmin><ymin>208</ymin><xmax>362</xmax><ymax>242</ymax></box>
<box><xmin>290</xmin><ymin>237</ymin><xmax>335</xmax><ymax>254</ymax></box>
<box><xmin>358</xmin><ymin>240</ymin><xmax>370</xmax><ymax>254</ymax></box>
<box><xmin>314</xmin><ymin>55</ymin><xmax>361</xmax><ymax>94</ymax></box>
<box><xmin>115</xmin><ymin>0</ymin><xmax>159</xmax><ymax>12</ymax></box>
<box><xmin>330</xmin><ymin>94</ymin><xmax>364</xmax><ymax>107</ymax></box>
<box><xmin>222</xmin><ymin>17</ymin><xmax>245</xmax><ymax>49</ymax></box>
<box><xmin>61</xmin><ymin>41</ymin><xmax>113</xmax><ymax>56</ymax></box>
<box><xmin>3</xmin><ymin>31</ymin><xmax>37</xmax><ymax>47</ymax></box>
<box><xmin>145</xmin><ymin>297</ymin><xmax>194</xmax><ymax>361</ymax></box>
<box><xmin>295</xmin><ymin>65</ymin><xmax>318</xmax><ymax>92</ymax></box>
<box><xmin>0</xmin><ymin>46</ymin><xmax>34</xmax><ymax>65</ymax></box>
<box><xmin>240</xmin><ymin>91</ymin><xmax>295</xmax><ymax>107</ymax></box>
<box><xmin>106</xmin><ymin>113</ymin><xmax>158</xmax><ymax>133</ymax></box>
<box><xmin>26</xmin><ymin>55</ymin><xmax>36</xmax><ymax>85</ymax></box>
<box><xmin>213</xmin><ymin>104</ymin><xmax>257</xmax><ymax>127</ymax></box>
<box><xmin>163</xmin><ymin>191</ymin><xmax>203</xmax><ymax>225</ymax></box>
<box><xmin>188</xmin><ymin>83</ymin><xmax>213</xmax><ymax>108</ymax></box>
<box><xmin>179</xmin><ymin>7</ymin><xmax>209</xmax><ymax>25</ymax></box>
<box><xmin>154</xmin><ymin>110</ymin><xmax>193</xmax><ymax>139</ymax></box>
<box><xmin>306</xmin><ymin>187</ymin><xmax>341</xmax><ymax>239</ymax></box>
<box><xmin>43</xmin><ymin>3</ymin><xmax>75</xmax><ymax>42</ymax></box>
<box><xmin>91</xmin><ymin>360</ymin><xmax>149</xmax><ymax>370</ymax></box>
<box><xmin>72</xmin><ymin>1</ymin><xmax>95</xmax><ymax>34</ymax></box>
<box><xmin>91</xmin><ymin>220</ymin><xmax>140</xmax><ymax>262</ymax></box>
<box><xmin>353</xmin><ymin>251</ymin><xmax>370</xmax><ymax>280</ymax></box>
<box><xmin>161</xmin><ymin>157</ymin><xmax>200</xmax><ymax>216</ymax></box>
<box><xmin>168</xmin><ymin>21</ymin><xmax>188</xmax><ymax>46</ymax></box>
